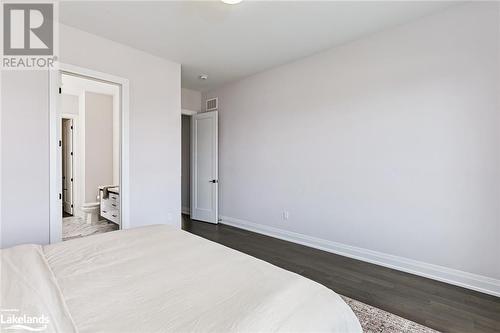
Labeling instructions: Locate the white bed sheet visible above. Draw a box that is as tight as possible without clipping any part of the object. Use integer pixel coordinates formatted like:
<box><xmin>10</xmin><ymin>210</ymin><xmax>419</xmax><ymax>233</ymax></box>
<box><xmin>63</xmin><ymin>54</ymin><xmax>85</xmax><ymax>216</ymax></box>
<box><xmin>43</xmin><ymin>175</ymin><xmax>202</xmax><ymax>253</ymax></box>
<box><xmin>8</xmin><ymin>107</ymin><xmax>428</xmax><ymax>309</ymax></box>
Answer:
<box><xmin>2</xmin><ymin>225</ymin><xmax>361</xmax><ymax>333</ymax></box>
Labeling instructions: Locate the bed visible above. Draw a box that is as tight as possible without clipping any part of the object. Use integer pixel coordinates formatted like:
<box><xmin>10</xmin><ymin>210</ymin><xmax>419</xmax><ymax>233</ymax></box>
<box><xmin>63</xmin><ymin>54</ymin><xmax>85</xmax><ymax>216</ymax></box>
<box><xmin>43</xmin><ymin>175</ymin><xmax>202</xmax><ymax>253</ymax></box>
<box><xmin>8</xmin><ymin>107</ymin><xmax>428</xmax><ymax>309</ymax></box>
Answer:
<box><xmin>1</xmin><ymin>225</ymin><xmax>361</xmax><ymax>332</ymax></box>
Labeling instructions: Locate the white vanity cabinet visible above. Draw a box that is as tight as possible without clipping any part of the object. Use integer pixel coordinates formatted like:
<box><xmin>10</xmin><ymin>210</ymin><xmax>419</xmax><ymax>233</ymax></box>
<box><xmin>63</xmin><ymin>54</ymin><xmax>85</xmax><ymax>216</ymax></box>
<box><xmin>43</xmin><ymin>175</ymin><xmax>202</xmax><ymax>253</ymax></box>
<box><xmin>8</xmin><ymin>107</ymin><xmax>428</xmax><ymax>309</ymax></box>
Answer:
<box><xmin>100</xmin><ymin>188</ymin><xmax>120</xmax><ymax>226</ymax></box>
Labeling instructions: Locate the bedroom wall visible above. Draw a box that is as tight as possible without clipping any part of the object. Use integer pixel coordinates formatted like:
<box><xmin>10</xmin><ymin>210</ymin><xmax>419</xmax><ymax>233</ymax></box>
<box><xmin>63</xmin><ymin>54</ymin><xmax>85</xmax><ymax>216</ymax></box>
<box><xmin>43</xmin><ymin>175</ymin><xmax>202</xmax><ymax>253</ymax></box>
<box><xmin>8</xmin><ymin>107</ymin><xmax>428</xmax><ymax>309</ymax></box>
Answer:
<box><xmin>60</xmin><ymin>25</ymin><xmax>182</xmax><ymax>230</ymax></box>
<box><xmin>181</xmin><ymin>88</ymin><xmax>202</xmax><ymax>112</ymax></box>
<box><xmin>1</xmin><ymin>71</ymin><xmax>51</xmax><ymax>248</ymax></box>
<box><xmin>204</xmin><ymin>2</ymin><xmax>500</xmax><ymax>295</ymax></box>
<box><xmin>1</xmin><ymin>24</ymin><xmax>181</xmax><ymax>248</ymax></box>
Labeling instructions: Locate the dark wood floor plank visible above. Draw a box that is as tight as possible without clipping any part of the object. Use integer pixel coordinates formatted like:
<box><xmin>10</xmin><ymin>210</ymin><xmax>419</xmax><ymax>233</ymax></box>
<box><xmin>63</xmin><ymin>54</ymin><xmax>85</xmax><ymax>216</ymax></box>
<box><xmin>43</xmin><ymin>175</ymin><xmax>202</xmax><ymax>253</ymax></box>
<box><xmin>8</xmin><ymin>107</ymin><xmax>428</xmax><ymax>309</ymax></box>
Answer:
<box><xmin>182</xmin><ymin>215</ymin><xmax>500</xmax><ymax>333</ymax></box>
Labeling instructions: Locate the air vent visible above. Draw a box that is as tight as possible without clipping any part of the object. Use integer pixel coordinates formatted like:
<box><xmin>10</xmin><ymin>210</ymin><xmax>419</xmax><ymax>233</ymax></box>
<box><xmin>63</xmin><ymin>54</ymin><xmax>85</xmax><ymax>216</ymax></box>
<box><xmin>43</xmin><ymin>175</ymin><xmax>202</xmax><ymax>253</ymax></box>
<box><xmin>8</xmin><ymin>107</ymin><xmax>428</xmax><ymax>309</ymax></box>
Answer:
<box><xmin>206</xmin><ymin>97</ymin><xmax>218</xmax><ymax>112</ymax></box>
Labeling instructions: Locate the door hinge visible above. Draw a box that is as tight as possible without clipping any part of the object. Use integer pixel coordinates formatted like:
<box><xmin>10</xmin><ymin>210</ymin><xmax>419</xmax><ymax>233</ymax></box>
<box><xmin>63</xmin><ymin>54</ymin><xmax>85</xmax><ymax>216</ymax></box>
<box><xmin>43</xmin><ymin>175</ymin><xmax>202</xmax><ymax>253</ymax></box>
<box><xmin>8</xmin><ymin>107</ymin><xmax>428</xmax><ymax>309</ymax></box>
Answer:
<box><xmin>70</xmin><ymin>152</ymin><xmax>73</xmax><ymax>156</ymax></box>
<box><xmin>70</xmin><ymin>178</ymin><xmax>73</xmax><ymax>182</ymax></box>
<box><xmin>71</xmin><ymin>204</ymin><xmax>73</xmax><ymax>208</ymax></box>
<box><xmin>70</xmin><ymin>125</ymin><xmax>73</xmax><ymax>130</ymax></box>
<box><xmin>59</xmin><ymin>193</ymin><xmax>62</xmax><ymax>200</ymax></box>
<box><xmin>58</xmin><ymin>87</ymin><xmax>62</xmax><ymax>94</ymax></box>
<box><xmin>59</xmin><ymin>140</ymin><xmax>62</xmax><ymax>147</ymax></box>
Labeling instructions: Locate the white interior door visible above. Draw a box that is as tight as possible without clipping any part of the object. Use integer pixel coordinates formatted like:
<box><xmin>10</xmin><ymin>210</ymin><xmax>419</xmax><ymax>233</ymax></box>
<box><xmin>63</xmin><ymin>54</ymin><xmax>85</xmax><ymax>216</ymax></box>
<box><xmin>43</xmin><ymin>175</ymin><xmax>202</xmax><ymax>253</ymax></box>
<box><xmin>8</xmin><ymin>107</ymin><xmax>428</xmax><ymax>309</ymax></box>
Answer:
<box><xmin>191</xmin><ymin>111</ymin><xmax>218</xmax><ymax>223</ymax></box>
<box><xmin>62</xmin><ymin>118</ymin><xmax>74</xmax><ymax>215</ymax></box>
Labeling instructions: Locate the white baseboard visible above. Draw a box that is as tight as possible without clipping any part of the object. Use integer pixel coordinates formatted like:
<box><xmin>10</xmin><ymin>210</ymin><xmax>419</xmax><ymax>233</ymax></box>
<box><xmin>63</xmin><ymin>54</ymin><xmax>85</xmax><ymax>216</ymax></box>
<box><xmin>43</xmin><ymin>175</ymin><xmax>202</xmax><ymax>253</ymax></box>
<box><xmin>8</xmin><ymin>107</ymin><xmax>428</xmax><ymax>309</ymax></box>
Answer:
<box><xmin>181</xmin><ymin>207</ymin><xmax>190</xmax><ymax>215</ymax></box>
<box><xmin>220</xmin><ymin>215</ymin><xmax>500</xmax><ymax>297</ymax></box>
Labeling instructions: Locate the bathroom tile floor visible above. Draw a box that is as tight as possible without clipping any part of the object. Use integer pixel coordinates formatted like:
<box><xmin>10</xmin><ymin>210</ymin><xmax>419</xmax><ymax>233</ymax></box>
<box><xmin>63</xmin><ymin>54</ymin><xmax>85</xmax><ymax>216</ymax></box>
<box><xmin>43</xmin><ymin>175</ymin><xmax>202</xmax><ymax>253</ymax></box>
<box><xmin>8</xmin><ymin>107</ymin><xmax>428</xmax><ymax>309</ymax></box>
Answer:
<box><xmin>62</xmin><ymin>216</ymin><xmax>119</xmax><ymax>241</ymax></box>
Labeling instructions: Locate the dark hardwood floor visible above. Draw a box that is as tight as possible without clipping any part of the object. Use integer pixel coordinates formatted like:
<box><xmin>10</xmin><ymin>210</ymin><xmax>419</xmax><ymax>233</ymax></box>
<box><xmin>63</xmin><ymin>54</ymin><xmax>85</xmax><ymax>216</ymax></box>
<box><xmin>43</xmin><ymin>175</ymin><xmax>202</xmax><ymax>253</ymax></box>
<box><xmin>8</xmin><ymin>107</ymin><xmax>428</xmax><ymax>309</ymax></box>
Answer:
<box><xmin>182</xmin><ymin>215</ymin><xmax>500</xmax><ymax>333</ymax></box>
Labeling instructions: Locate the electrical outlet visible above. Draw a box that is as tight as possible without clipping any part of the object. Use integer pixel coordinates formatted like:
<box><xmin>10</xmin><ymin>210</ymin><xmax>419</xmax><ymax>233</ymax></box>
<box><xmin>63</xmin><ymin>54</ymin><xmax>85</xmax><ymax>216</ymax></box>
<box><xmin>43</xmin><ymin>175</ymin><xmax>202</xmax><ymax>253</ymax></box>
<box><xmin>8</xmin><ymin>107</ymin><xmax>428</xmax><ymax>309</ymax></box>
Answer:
<box><xmin>282</xmin><ymin>210</ymin><xmax>289</xmax><ymax>221</ymax></box>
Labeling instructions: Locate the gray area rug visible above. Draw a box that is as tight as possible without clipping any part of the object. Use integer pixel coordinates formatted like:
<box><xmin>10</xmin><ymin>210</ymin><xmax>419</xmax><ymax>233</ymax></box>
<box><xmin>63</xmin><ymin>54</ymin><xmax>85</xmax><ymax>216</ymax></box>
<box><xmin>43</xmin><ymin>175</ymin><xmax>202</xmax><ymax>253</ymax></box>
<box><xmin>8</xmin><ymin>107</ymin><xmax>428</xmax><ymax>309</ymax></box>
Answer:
<box><xmin>341</xmin><ymin>295</ymin><xmax>439</xmax><ymax>333</ymax></box>
<box><xmin>62</xmin><ymin>217</ymin><xmax>437</xmax><ymax>332</ymax></box>
<box><xmin>62</xmin><ymin>216</ymin><xmax>119</xmax><ymax>241</ymax></box>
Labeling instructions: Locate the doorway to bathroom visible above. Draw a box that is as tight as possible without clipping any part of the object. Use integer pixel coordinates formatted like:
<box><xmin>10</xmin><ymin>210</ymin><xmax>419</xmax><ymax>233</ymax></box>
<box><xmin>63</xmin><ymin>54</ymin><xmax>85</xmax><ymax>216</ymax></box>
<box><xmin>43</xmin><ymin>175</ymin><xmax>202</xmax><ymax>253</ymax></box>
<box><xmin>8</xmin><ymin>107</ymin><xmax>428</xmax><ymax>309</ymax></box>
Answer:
<box><xmin>61</xmin><ymin>116</ymin><xmax>75</xmax><ymax>217</ymax></box>
<box><xmin>54</xmin><ymin>68</ymin><xmax>128</xmax><ymax>242</ymax></box>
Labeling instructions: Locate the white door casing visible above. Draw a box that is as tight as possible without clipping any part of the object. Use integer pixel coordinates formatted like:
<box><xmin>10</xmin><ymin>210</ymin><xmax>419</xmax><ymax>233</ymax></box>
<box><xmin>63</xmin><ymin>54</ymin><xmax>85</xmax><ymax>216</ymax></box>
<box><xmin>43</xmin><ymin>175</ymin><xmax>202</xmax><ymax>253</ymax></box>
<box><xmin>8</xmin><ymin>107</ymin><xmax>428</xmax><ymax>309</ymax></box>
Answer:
<box><xmin>49</xmin><ymin>63</ymin><xmax>130</xmax><ymax>244</ymax></box>
<box><xmin>191</xmin><ymin>111</ymin><xmax>218</xmax><ymax>223</ymax></box>
<box><xmin>62</xmin><ymin>118</ymin><xmax>74</xmax><ymax>214</ymax></box>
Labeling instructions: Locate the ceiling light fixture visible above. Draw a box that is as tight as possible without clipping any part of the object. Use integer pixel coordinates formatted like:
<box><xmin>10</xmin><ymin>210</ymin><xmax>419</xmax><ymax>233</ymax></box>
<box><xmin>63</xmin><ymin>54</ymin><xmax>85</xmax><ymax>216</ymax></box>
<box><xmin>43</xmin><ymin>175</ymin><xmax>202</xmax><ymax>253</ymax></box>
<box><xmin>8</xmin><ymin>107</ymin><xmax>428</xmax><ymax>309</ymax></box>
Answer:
<box><xmin>199</xmin><ymin>74</ymin><xmax>208</xmax><ymax>80</ymax></box>
<box><xmin>221</xmin><ymin>0</ymin><xmax>242</xmax><ymax>4</ymax></box>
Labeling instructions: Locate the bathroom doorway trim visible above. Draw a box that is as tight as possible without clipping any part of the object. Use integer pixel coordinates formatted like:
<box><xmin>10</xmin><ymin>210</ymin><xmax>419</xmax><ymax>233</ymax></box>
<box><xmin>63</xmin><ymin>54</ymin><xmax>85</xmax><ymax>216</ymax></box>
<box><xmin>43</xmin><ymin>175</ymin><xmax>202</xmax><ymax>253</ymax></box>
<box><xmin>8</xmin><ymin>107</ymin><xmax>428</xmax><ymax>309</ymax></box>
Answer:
<box><xmin>49</xmin><ymin>63</ymin><xmax>130</xmax><ymax>244</ymax></box>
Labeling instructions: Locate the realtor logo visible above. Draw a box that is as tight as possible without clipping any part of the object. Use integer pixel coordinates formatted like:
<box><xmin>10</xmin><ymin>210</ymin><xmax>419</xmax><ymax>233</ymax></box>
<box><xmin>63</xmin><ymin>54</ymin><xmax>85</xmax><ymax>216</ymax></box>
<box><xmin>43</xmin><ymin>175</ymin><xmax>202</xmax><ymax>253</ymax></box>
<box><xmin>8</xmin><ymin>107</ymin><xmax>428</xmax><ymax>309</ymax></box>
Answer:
<box><xmin>3</xmin><ymin>3</ymin><xmax>53</xmax><ymax>56</ymax></box>
<box><xmin>1</xmin><ymin>2</ymin><xmax>57</xmax><ymax>69</ymax></box>
<box><xmin>0</xmin><ymin>309</ymin><xmax>49</xmax><ymax>332</ymax></box>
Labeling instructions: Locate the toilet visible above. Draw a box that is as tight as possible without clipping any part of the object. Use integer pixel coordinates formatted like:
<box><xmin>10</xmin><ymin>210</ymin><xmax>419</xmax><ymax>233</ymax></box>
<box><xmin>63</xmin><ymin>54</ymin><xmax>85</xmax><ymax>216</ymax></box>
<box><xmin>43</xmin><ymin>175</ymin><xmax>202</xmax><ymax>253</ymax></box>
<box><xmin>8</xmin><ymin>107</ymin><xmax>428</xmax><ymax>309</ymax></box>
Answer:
<box><xmin>81</xmin><ymin>202</ymin><xmax>100</xmax><ymax>225</ymax></box>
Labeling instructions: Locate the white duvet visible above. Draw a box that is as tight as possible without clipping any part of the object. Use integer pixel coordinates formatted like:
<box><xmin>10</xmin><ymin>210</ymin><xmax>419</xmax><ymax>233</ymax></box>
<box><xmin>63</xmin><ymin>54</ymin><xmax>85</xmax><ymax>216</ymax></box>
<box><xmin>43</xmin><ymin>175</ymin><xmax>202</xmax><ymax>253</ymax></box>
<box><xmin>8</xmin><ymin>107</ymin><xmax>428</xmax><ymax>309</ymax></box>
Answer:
<box><xmin>1</xmin><ymin>225</ymin><xmax>361</xmax><ymax>332</ymax></box>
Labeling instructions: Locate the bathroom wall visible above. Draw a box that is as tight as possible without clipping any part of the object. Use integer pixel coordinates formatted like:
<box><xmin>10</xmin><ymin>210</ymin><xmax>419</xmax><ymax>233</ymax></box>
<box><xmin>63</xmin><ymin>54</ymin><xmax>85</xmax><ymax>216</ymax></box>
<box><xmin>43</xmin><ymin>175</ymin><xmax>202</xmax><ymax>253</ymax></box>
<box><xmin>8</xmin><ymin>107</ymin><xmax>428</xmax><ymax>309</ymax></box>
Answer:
<box><xmin>85</xmin><ymin>92</ymin><xmax>114</xmax><ymax>202</ymax></box>
<box><xmin>61</xmin><ymin>94</ymin><xmax>79</xmax><ymax>115</ymax></box>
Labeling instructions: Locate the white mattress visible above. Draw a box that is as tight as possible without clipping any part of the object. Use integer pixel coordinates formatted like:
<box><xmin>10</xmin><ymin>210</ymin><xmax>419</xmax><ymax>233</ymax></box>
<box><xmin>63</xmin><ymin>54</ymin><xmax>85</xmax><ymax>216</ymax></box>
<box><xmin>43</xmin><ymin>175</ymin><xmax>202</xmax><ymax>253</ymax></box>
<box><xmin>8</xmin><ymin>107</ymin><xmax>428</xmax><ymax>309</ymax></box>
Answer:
<box><xmin>1</xmin><ymin>225</ymin><xmax>361</xmax><ymax>332</ymax></box>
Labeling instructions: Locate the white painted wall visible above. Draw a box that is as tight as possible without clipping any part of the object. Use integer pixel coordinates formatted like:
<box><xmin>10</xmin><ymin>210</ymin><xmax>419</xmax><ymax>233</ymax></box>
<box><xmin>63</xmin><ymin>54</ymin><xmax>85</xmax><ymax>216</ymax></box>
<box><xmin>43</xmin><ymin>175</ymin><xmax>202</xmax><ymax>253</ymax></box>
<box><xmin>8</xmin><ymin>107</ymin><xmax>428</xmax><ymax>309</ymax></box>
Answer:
<box><xmin>60</xmin><ymin>94</ymin><xmax>79</xmax><ymax>115</ymax></box>
<box><xmin>181</xmin><ymin>88</ymin><xmax>202</xmax><ymax>112</ymax></box>
<box><xmin>61</xmin><ymin>24</ymin><xmax>181</xmax><ymax>229</ymax></box>
<box><xmin>84</xmin><ymin>92</ymin><xmax>114</xmax><ymax>202</ymax></box>
<box><xmin>205</xmin><ymin>2</ymin><xmax>500</xmax><ymax>291</ymax></box>
<box><xmin>1</xmin><ymin>71</ymin><xmax>50</xmax><ymax>248</ymax></box>
<box><xmin>1</xmin><ymin>24</ymin><xmax>181</xmax><ymax>247</ymax></box>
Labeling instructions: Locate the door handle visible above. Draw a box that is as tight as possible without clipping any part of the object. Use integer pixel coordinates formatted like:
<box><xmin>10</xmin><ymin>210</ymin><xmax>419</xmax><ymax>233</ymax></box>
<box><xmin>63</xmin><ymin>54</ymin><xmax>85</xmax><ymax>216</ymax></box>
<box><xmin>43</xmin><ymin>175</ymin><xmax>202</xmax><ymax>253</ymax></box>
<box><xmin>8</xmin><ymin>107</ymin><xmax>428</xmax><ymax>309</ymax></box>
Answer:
<box><xmin>209</xmin><ymin>179</ymin><xmax>218</xmax><ymax>183</ymax></box>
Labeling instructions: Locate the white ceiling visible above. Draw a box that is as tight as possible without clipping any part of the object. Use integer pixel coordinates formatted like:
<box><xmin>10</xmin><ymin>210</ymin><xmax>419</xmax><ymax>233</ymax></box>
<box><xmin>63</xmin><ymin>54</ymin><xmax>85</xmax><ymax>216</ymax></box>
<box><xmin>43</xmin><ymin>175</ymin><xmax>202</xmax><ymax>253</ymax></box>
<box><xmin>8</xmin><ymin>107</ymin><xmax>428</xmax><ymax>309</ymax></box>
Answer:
<box><xmin>60</xmin><ymin>1</ymin><xmax>456</xmax><ymax>92</ymax></box>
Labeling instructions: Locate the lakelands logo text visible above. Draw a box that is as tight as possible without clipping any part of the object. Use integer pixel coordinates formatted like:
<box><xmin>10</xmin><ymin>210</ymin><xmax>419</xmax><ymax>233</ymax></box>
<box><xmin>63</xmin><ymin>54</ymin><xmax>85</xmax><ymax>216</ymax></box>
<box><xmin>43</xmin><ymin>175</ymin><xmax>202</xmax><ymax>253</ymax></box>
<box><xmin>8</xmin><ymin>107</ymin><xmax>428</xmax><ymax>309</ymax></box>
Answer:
<box><xmin>1</xmin><ymin>309</ymin><xmax>49</xmax><ymax>331</ymax></box>
<box><xmin>2</xmin><ymin>2</ymin><xmax>57</xmax><ymax>69</ymax></box>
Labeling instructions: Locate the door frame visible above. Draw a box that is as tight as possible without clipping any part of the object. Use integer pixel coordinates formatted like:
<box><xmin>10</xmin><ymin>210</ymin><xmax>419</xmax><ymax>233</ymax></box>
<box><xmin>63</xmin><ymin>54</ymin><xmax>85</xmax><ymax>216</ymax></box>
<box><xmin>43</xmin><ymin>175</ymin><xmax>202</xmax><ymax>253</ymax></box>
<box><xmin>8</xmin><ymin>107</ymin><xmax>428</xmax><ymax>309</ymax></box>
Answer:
<box><xmin>61</xmin><ymin>115</ymin><xmax>76</xmax><ymax>215</ymax></box>
<box><xmin>180</xmin><ymin>109</ymin><xmax>198</xmax><ymax>216</ymax></box>
<box><xmin>49</xmin><ymin>63</ymin><xmax>130</xmax><ymax>243</ymax></box>
<box><xmin>190</xmin><ymin>111</ymin><xmax>218</xmax><ymax>224</ymax></box>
